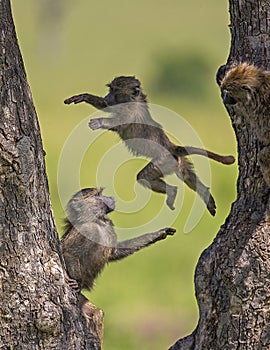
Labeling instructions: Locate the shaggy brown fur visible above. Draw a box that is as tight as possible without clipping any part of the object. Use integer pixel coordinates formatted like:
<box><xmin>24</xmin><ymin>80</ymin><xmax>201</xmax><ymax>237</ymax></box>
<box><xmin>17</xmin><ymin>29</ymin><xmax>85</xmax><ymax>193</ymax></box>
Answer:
<box><xmin>220</xmin><ymin>63</ymin><xmax>270</xmax><ymax>186</ymax></box>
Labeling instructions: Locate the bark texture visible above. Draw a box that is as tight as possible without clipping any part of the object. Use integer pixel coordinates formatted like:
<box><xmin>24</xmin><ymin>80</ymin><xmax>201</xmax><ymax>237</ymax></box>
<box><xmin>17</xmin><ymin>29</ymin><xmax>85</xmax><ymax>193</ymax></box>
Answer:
<box><xmin>0</xmin><ymin>0</ymin><xmax>101</xmax><ymax>348</ymax></box>
<box><xmin>170</xmin><ymin>1</ymin><xmax>270</xmax><ymax>349</ymax></box>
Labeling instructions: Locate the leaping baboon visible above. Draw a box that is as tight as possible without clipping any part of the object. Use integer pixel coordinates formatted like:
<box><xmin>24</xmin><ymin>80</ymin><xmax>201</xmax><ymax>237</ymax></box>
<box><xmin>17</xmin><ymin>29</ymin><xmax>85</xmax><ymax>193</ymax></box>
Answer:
<box><xmin>65</xmin><ymin>76</ymin><xmax>235</xmax><ymax>215</ymax></box>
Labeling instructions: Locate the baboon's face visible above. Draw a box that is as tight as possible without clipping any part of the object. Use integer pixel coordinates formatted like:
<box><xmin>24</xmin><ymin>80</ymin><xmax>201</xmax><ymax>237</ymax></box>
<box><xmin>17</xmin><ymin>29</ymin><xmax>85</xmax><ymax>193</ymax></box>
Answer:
<box><xmin>220</xmin><ymin>63</ymin><xmax>262</xmax><ymax>106</ymax></box>
<box><xmin>67</xmin><ymin>188</ymin><xmax>115</xmax><ymax>223</ymax></box>
<box><xmin>104</xmin><ymin>76</ymin><xmax>146</xmax><ymax>105</ymax></box>
<box><xmin>221</xmin><ymin>82</ymin><xmax>252</xmax><ymax>105</ymax></box>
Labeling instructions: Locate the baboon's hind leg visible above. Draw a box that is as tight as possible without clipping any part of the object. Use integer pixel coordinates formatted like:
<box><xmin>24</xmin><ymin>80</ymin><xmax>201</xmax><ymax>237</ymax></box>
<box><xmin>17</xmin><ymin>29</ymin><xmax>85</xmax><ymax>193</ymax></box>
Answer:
<box><xmin>176</xmin><ymin>157</ymin><xmax>216</xmax><ymax>216</ymax></box>
<box><xmin>137</xmin><ymin>161</ymin><xmax>177</xmax><ymax>210</ymax></box>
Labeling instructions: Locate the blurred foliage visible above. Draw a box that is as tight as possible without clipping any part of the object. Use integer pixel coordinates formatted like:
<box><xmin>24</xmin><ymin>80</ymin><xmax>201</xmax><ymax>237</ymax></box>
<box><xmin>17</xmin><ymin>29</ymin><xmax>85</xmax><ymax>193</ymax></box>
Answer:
<box><xmin>151</xmin><ymin>51</ymin><xmax>212</xmax><ymax>99</ymax></box>
<box><xmin>11</xmin><ymin>1</ymin><xmax>236</xmax><ymax>349</ymax></box>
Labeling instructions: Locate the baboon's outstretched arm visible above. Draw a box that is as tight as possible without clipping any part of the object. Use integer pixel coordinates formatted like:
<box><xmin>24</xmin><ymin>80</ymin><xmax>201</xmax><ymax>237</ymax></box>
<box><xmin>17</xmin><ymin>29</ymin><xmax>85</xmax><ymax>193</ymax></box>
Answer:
<box><xmin>64</xmin><ymin>93</ymin><xmax>107</xmax><ymax>110</ymax></box>
<box><xmin>109</xmin><ymin>227</ymin><xmax>176</xmax><ymax>261</ymax></box>
<box><xmin>89</xmin><ymin>117</ymin><xmax>118</xmax><ymax>131</ymax></box>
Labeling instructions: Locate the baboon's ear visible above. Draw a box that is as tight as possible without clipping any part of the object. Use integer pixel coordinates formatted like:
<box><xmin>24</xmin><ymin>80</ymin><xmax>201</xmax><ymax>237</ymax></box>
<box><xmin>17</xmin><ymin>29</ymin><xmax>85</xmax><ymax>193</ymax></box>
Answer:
<box><xmin>216</xmin><ymin>64</ymin><xmax>228</xmax><ymax>86</ymax></box>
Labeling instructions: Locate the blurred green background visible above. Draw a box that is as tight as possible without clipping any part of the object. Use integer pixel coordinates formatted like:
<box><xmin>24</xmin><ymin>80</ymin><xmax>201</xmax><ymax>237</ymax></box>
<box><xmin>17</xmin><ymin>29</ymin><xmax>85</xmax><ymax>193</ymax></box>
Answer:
<box><xmin>12</xmin><ymin>1</ymin><xmax>236</xmax><ymax>349</ymax></box>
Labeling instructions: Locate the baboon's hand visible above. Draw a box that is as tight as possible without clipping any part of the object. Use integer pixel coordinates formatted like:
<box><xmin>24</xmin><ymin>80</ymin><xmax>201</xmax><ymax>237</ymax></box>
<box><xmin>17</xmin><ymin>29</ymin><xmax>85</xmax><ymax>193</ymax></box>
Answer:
<box><xmin>158</xmin><ymin>227</ymin><xmax>176</xmax><ymax>239</ymax></box>
<box><xmin>64</xmin><ymin>270</ymin><xmax>81</xmax><ymax>293</ymax></box>
<box><xmin>89</xmin><ymin>118</ymin><xmax>102</xmax><ymax>130</ymax></box>
<box><xmin>64</xmin><ymin>95</ymin><xmax>86</xmax><ymax>105</ymax></box>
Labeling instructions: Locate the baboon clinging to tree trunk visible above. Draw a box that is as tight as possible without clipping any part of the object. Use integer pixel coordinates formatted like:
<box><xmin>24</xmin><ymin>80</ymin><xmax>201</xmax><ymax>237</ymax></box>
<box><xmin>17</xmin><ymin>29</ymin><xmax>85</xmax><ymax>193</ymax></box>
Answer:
<box><xmin>61</xmin><ymin>187</ymin><xmax>176</xmax><ymax>292</ymax></box>
<box><xmin>220</xmin><ymin>63</ymin><xmax>270</xmax><ymax>188</ymax></box>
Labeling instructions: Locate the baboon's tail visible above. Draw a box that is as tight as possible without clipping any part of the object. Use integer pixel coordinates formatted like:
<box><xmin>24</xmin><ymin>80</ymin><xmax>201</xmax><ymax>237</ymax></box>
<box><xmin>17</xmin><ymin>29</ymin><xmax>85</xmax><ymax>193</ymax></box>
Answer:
<box><xmin>174</xmin><ymin>146</ymin><xmax>235</xmax><ymax>165</ymax></box>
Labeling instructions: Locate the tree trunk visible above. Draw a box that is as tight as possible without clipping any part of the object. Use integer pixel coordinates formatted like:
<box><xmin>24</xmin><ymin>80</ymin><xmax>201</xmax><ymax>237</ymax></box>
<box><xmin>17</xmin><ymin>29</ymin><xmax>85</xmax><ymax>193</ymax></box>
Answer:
<box><xmin>0</xmin><ymin>0</ymin><xmax>102</xmax><ymax>348</ymax></box>
<box><xmin>170</xmin><ymin>1</ymin><xmax>270</xmax><ymax>349</ymax></box>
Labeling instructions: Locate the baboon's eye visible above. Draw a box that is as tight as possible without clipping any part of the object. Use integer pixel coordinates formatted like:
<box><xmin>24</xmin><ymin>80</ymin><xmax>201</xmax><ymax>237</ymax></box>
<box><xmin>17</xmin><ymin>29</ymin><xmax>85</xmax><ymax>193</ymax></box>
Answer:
<box><xmin>132</xmin><ymin>86</ymin><xmax>141</xmax><ymax>97</ymax></box>
<box><xmin>241</xmin><ymin>84</ymin><xmax>252</xmax><ymax>93</ymax></box>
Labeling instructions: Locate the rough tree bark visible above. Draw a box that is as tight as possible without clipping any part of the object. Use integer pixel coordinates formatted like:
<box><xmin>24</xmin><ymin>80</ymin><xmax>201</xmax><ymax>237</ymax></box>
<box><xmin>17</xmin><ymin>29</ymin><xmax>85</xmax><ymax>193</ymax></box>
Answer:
<box><xmin>170</xmin><ymin>1</ymin><xmax>270</xmax><ymax>349</ymax></box>
<box><xmin>0</xmin><ymin>1</ymin><xmax>102</xmax><ymax>348</ymax></box>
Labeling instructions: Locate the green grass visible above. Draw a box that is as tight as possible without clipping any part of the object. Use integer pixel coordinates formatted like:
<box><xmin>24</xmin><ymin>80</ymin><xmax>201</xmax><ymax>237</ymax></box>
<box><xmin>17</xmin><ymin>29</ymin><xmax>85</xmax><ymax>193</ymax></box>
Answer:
<box><xmin>11</xmin><ymin>1</ymin><xmax>236</xmax><ymax>349</ymax></box>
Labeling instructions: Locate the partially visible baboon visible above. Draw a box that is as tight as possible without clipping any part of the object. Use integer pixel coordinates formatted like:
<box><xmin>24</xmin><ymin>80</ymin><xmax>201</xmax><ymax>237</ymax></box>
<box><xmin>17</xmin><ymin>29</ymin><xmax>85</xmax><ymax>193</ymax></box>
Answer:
<box><xmin>61</xmin><ymin>188</ymin><xmax>175</xmax><ymax>292</ymax></box>
<box><xmin>220</xmin><ymin>63</ymin><xmax>270</xmax><ymax>186</ymax></box>
<box><xmin>64</xmin><ymin>77</ymin><xmax>235</xmax><ymax>215</ymax></box>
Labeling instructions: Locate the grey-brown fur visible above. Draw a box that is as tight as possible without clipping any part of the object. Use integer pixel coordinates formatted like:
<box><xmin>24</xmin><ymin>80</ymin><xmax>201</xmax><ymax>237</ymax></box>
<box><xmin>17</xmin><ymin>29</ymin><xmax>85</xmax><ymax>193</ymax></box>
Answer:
<box><xmin>61</xmin><ymin>188</ymin><xmax>175</xmax><ymax>291</ymax></box>
<box><xmin>64</xmin><ymin>76</ymin><xmax>235</xmax><ymax>215</ymax></box>
<box><xmin>220</xmin><ymin>63</ymin><xmax>270</xmax><ymax>186</ymax></box>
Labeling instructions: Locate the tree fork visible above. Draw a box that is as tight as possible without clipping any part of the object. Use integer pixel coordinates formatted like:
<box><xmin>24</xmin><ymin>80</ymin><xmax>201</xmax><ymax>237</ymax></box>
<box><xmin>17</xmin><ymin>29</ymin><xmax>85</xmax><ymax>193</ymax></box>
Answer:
<box><xmin>0</xmin><ymin>0</ymin><xmax>102</xmax><ymax>348</ymax></box>
<box><xmin>170</xmin><ymin>1</ymin><xmax>270</xmax><ymax>349</ymax></box>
